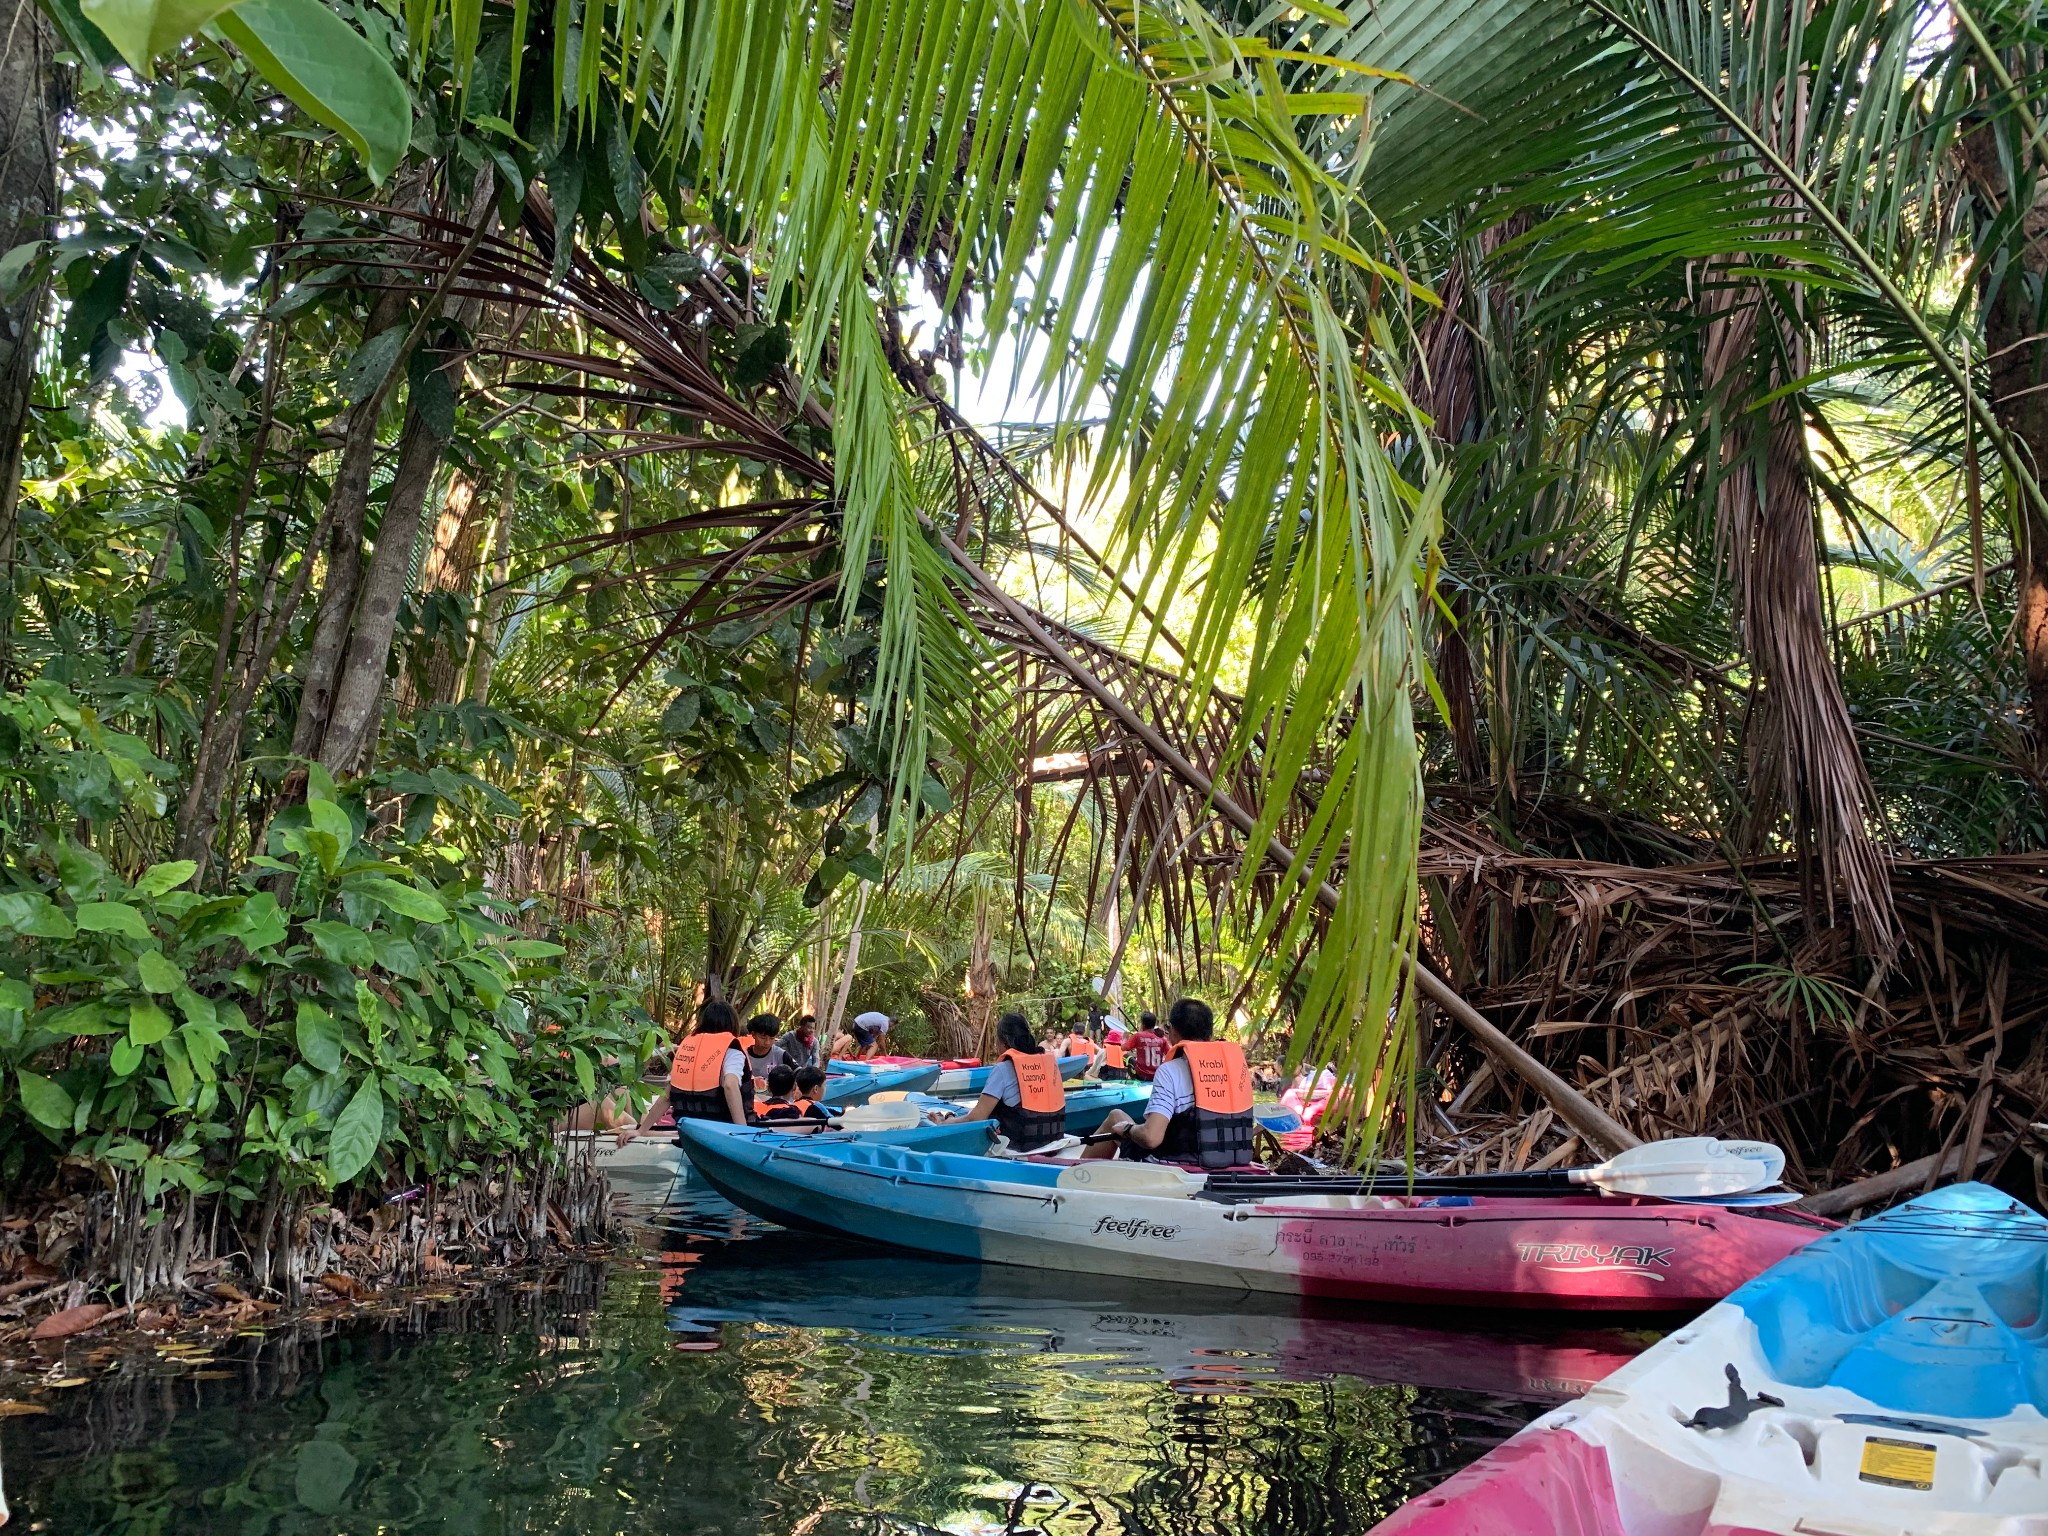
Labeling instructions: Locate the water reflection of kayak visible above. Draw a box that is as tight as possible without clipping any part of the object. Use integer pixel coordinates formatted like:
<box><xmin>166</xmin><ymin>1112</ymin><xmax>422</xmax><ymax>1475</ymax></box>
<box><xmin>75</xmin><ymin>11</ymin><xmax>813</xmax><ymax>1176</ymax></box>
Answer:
<box><xmin>650</xmin><ymin>1218</ymin><xmax>1652</xmax><ymax>1402</ymax></box>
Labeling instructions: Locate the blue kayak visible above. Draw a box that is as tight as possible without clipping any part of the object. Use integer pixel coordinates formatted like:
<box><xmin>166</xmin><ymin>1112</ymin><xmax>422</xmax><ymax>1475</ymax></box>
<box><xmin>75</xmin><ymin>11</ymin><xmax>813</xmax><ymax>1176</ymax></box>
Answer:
<box><xmin>829</xmin><ymin>1055</ymin><xmax>1091</xmax><ymax>1094</ymax></box>
<box><xmin>1369</xmin><ymin>1181</ymin><xmax>2048</xmax><ymax>1535</ymax></box>
<box><xmin>818</xmin><ymin>1062</ymin><xmax>942</xmax><ymax>1106</ymax></box>
<box><xmin>900</xmin><ymin>1081</ymin><xmax>1149</xmax><ymax>1135</ymax></box>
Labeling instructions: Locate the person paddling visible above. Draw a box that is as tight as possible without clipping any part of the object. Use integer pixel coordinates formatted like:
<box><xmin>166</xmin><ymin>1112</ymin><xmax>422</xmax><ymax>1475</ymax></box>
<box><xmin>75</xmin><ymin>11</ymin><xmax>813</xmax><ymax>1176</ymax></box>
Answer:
<box><xmin>1082</xmin><ymin>997</ymin><xmax>1255</xmax><ymax>1168</ymax></box>
<box><xmin>627</xmin><ymin>999</ymin><xmax>753</xmax><ymax>1136</ymax></box>
<box><xmin>951</xmin><ymin>1012</ymin><xmax>1068</xmax><ymax>1152</ymax></box>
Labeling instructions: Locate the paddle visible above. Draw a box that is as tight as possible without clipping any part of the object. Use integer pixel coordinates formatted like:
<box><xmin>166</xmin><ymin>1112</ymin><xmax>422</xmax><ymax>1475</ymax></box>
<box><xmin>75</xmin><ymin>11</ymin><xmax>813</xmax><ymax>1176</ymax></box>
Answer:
<box><xmin>1199</xmin><ymin>1137</ymin><xmax>1785</xmax><ymax>1202</ymax></box>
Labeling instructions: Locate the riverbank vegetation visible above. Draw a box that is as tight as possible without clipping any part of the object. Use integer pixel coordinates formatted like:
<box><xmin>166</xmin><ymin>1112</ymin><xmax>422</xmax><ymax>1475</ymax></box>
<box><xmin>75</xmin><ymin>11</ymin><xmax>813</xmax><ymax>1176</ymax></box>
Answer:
<box><xmin>5</xmin><ymin>0</ymin><xmax>2048</xmax><ymax>1335</ymax></box>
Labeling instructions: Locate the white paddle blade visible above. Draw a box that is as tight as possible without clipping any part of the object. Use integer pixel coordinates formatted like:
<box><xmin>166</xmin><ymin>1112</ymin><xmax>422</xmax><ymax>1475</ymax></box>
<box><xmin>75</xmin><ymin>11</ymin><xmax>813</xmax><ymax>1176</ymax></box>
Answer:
<box><xmin>1575</xmin><ymin>1138</ymin><xmax>1780</xmax><ymax>1197</ymax></box>
<box><xmin>1715</xmin><ymin>1138</ymin><xmax>1787</xmax><ymax>1183</ymax></box>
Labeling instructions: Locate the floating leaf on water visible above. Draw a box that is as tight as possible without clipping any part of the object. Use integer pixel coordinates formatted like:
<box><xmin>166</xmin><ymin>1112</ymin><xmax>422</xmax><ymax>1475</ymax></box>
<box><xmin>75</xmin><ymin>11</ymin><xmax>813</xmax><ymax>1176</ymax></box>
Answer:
<box><xmin>0</xmin><ymin>1400</ymin><xmax>50</xmax><ymax>1416</ymax></box>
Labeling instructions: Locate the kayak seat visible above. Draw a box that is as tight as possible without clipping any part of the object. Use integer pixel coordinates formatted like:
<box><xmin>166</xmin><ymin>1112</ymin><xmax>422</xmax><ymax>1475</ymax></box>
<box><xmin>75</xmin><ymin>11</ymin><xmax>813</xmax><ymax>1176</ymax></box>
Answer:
<box><xmin>1741</xmin><ymin>1182</ymin><xmax>2048</xmax><ymax>1420</ymax></box>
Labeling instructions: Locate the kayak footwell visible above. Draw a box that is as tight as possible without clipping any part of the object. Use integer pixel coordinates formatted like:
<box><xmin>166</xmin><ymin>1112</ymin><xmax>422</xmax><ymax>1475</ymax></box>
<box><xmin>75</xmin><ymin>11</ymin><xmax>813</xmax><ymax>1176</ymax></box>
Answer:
<box><xmin>1374</xmin><ymin>1428</ymin><xmax>1779</xmax><ymax>1536</ymax></box>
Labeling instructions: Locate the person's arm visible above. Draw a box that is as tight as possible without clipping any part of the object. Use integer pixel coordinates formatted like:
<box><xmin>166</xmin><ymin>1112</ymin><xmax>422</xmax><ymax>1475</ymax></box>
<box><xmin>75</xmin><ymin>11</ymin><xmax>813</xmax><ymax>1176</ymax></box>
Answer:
<box><xmin>722</xmin><ymin>1073</ymin><xmax>748</xmax><ymax>1124</ymax></box>
<box><xmin>614</xmin><ymin>1089</ymin><xmax>666</xmax><ymax>1146</ymax></box>
<box><xmin>1118</xmin><ymin>1111</ymin><xmax>1171</xmax><ymax>1152</ymax></box>
<box><xmin>956</xmin><ymin>1092</ymin><xmax>1001</xmax><ymax>1124</ymax></box>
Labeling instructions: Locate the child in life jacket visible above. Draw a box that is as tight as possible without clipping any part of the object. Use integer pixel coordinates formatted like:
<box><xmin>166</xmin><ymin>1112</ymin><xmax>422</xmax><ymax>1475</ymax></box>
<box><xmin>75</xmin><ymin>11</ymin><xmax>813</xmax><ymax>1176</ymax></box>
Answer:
<box><xmin>792</xmin><ymin>1065</ymin><xmax>831</xmax><ymax>1120</ymax></box>
<box><xmin>757</xmin><ymin>1065</ymin><xmax>809</xmax><ymax>1123</ymax></box>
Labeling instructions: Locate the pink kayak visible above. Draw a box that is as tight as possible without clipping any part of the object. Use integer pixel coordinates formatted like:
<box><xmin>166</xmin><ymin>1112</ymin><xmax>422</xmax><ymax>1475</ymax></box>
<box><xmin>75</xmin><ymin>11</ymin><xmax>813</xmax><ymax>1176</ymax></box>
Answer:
<box><xmin>1266</xmin><ymin>1195</ymin><xmax>1827</xmax><ymax>1310</ymax></box>
<box><xmin>1368</xmin><ymin>1184</ymin><xmax>2042</xmax><ymax>1535</ymax></box>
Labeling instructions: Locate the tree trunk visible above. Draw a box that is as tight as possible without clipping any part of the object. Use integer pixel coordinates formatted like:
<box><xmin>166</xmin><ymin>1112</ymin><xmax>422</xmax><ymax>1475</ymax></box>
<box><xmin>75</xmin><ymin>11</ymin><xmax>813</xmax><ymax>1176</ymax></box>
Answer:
<box><xmin>289</xmin><ymin>286</ymin><xmax>408</xmax><ymax>761</ymax></box>
<box><xmin>0</xmin><ymin>0</ymin><xmax>61</xmax><ymax>660</ymax></box>
<box><xmin>401</xmin><ymin>468</ymin><xmax>490</xmax><ymax>712</ymax></box>
<box><xmin>466</xmin><ymin>474</ymin><xmax>516</xmax><ymax>704</ymax></box>
<box><xmin>315</xmin><ymin>394</ymin><xmax>450</xmax><ymax>773</ymax></box>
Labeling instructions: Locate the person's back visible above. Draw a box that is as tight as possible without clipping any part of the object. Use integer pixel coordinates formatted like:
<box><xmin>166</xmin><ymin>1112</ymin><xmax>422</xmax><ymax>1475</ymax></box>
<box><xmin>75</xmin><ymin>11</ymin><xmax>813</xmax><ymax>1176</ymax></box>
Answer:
<box><xmin>1129</xmin><ymin>1013</ymin><xmax>1167</xmax><ymax>1081</ymax></box>
<box><xmin>758</xmin><ymin>1065</ymin><xmax>809</xmax><ymax>1122</ymax></box>
<box><xmin>791</xmin><ymin>1065</ymin><xmax>832</xmax><ymax>1121</ymax></box>
<box><xmin>667</xmin><ymin>1002</ymin><xmax>750</xmax><ymax>1124</ymax></box>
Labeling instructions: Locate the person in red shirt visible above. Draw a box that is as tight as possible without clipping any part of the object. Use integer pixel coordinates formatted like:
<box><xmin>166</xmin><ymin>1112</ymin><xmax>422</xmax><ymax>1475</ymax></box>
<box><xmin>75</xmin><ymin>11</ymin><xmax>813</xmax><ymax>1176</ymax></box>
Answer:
<box><xmin>1127</xmin><ymin>1010</ymin><xmax>1168</xmax><ymax>1081</ymax></box>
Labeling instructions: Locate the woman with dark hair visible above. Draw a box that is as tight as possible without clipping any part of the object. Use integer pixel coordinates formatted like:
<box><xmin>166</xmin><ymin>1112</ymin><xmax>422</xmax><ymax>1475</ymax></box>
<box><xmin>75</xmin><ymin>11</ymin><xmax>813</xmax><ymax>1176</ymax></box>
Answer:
<box><xmin>951</xmin><ymin>1011</ymin><xmax>1067</xmax><ymax>1151</ymax></box>
<box><xmin>615</xmin><ymin>999</ymin><xmax>755</xmax><ymax>1144</ymax></box>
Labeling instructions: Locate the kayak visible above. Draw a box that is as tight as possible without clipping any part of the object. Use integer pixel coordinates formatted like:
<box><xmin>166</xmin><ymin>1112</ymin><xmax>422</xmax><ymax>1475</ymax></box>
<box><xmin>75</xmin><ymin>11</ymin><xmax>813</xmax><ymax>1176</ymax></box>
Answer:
<box><xmin>818</xmin><ymin>1062</ymin><xmax>942</xmax><ymax>1106</ymax></box>
<box><xmin>901</xmin><ymin>1081</ymin><xmax>1150</xmax><ymax>1135</ymax></box>
<box><xmin>1368</xmin><ymin>1181</ymin><xmax>2046</xmax><ymax>1534</ymax></box>
<box><xmin>930</xmin><ymin>1054</ymin><xmax>1091</xmax><ymax>1096</ymax></box>
<box><xmin>827</xmin><ymin>1055</ymin><xmax>978</xmax><ymax>1074</ymax></box>
<box><xmin>672</xmin><ymin>1127</ymin><xmax>1829</xmax><ymax>1310</ymax></box>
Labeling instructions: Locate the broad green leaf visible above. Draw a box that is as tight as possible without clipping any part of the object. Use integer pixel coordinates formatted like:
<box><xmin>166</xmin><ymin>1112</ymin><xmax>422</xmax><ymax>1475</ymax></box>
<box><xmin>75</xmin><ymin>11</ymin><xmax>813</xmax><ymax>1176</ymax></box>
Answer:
<box><xmin>326</xmin><ymin>1075</ymin><xmax>384</xmax><ymax>1183</ymax></box>
<box><xmin>133</xmin><ymin>859</ymin><xmax>199</xmax><ymax>897</ymax></box>
<box><xmin>296</xmin><ymin>1001</ymin><xmax>344</xmax><ymax>1074</ymax></box>
<box><xmin>17</xmin><ymin>1069</ymin><xmax>76</xmax><ymax>1129</ymax></box>
<box><xmin>306</xmin><ymin>798</ymin><xmax>354</xmax><ymax>873</ymax></box>
<box><xmin>505</xmin><ymin>939</ymin><xmax>565</xmax><ymax>958</ymax></box>
<box><xmin>332</xmin><ymin>324</ymin><xmax>406</xmax><ymax>403</ymax></box>
<box><xmin>219</xmin><ymin>0</ymin><xmax>411</xmax><ymax>184</ymax></box>
<box><xmin>136</xmin><ymin>949</ymin><xmax>185</xmax><ymax>993</ymax></box>
<box><xmin>181</xmin><ymin>1020</ymin><xmax>226</xmax><ymax>1078</ymax></box>
<box><xmin>231</xmin><ymin>891</ymin><xmax>287</xmax><ymax>951</ymax></box>
<box><xmin>77</xmin><ymin>0</ymin><xmax>236</xmax><ymax>73</ymax></box>
<box><xmin>160</xmin><ymin>1033</ymin><xmax>195</xmax><ymax>1103</ymax></box>
<box><xmin>172</xmin><ymin>986</ymin><xmax>217</xmax><ymax>1028</ymax></box>
<box><xmin>128</xmin><ymin>999</ymin><xmax>174</xmax><ymax>1046</ymax></box>
<box><xmin>571</xmin><ymin>1046</ymin><xmax>596</xmax><ymax>1100</ymax></box>
<box><xmin>295</xmin><ymin>1437</ymin><xmax>359</xmax><ymax>1515</ymax></box>
<box><xmin>0</xmin><ymin>891</ymin><xmax>72</xmax><ymax>938</ymax></box>
<box><xmin>75</xmin><ymin>900</ymin><xmax>154</xmax><ymax>942</ymax></box>
<box><xmin>305</xmin><ymin>919</ymin><xmax>374</xmax><ymax>967</ymax></box>
<box><xmin>109</xmin><ymin>1036</ymin><xmax>144</xmax><ymax>1077</ymax></box>
<box><xmin>349</xmin><ymin>877</ymin><xmax>448</xmax><ymax>923</ymax></box>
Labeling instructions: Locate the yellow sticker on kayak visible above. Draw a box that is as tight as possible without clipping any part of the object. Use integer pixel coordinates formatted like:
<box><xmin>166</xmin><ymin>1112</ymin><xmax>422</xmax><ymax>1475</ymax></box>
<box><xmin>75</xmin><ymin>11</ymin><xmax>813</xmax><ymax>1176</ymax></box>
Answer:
<box><xmin>1859</xmin><ymin>1436</ymin><xmax>1936</xmax><ymax>1490</ymax></box>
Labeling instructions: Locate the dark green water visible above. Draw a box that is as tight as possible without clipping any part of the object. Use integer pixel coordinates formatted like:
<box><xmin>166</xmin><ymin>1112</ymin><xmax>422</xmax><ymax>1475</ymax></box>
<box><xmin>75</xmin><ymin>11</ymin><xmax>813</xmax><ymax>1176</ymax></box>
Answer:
<box><xmin>5</xmin><ymin>1162</ymin><xmax>1650</xmax><ymax>1534</ymax></box>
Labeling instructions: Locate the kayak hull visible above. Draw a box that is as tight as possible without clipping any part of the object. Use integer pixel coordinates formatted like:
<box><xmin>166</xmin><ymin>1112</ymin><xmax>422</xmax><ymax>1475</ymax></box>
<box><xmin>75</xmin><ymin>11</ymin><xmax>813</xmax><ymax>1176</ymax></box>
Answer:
<box><xmin>1370</xmin><ymin>1182</ymin><xmax>2048</xmax><ymax>1535</ymax></box>
<box><xmin>818</xmin><ymin>1063</ymin><xmax>942</xmax><ymax>1106</ymax></box>
<box><xmin>674</xmin><ymin>1127</ymin><xmax>1826</xmax><ymax>1310</ymax></box>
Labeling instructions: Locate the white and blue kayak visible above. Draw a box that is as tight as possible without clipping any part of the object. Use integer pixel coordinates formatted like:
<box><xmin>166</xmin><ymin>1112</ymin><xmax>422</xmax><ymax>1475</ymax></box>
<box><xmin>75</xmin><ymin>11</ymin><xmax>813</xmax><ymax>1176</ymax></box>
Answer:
<box><xmin>829</xmin><ymin>1054</ymin><xmax>1092</xmax><ymax>1095</ymax></box>
<box><xmin>817</xmin><ymin>1062</ymin><xmax>942</xmax><ymax>1106</ymax></box>
<box><xmin>673</xmin><ymin>1124</ymin><xmax>1823</xmax><ymax>1310</ymax></box>
<box><xmin>901</xmin><ymin>1082</ymin><xmax>1149</xmax><ymax>1132</ymax></box>
<box><xmin>1370</xmin><ymin>1181</ymin><xmax>2048</xmax><ymax>1535</ymax></box>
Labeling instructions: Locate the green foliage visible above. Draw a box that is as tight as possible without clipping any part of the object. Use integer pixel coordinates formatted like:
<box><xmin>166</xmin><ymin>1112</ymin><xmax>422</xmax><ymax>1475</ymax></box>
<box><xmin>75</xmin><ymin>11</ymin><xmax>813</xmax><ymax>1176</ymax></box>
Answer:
<box><xmin>0</xmin><ymin>684</ymin><xmax>655</xmax><ymax>1204</ymax></box>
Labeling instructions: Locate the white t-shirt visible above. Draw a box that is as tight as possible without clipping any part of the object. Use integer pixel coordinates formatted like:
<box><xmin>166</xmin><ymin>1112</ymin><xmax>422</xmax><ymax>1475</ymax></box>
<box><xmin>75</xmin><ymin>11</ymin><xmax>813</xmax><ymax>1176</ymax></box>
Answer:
<box><xmin>718</xmin><ymin>1046</ymin><xmax>746</xmax><ymax>1080</ymax></box>
<box><xmin>853</xmin><ymin>1011</ymin><xmax>891</xmax><ymax>1031</ymax></box>
<box><xmin>1142</xmin><ymin>1056</ymin><xmax>1195</xmax><ymax>1120</ymax></box>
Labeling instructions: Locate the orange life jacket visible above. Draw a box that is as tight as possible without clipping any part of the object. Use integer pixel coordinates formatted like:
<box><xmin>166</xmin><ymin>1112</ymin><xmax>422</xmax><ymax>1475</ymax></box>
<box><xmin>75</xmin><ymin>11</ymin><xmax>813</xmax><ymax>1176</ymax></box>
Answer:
<box><xmin>669</xmin><ymin>1033</ymin><xmax>749</xmax><ymax>1123</ymax></box>
<box><xmin>669</xmin><ymin>1032</ymin><xmax>737</xmax><ymax>1091</ymax></box>
<box><xmin>1103</xmin><ymin>1039</ymin><xmax>1127</xmax><ymax>1070</ymax></box>
<box><xmin>994</xmin><ymin>1049</ymin><xmax>1067</xmax><ymax>1150</ymax></box>
<box><xmin>1158</xmin><ymin>1040</ymin><xmax>1255</xmax><ymax>1168</ymax></box>
<box><xmin>1065</xmin><ymin>1033</ymin><xmax>1093</xmax><ymax>1059</ymax></box>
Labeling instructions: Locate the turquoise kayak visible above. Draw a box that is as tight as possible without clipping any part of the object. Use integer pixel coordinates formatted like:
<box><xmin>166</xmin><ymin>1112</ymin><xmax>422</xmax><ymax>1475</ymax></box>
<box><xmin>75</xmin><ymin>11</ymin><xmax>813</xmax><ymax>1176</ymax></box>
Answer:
<box><xmin>899</xmin><ymin>1081</ymin><xmax>1149</xmax><ymax>1135</ymax></box>
<box><xmin>829</xmin><ymin>1055</ymin><xmax>1092</xmax><ymax>1094</ymax></box>
<box><xmin>817</xmin><ymin>1062</ymin><xmax>942</xmax><ymax>1106</ymax></box>
<box><xmin>1369</xmin><ymin>1181</ymin><xmax>2047</xmax><ymax>1534</ymax></box>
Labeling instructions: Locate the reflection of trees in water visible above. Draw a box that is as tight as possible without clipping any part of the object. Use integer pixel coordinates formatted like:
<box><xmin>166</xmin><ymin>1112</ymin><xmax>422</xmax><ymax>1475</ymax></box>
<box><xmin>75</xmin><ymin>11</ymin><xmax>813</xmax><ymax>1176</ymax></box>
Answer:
<box><xmin>14</xmin><ymin>1264</ymin><xmax>1551</xmax><ymax>1536</ymax></box>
